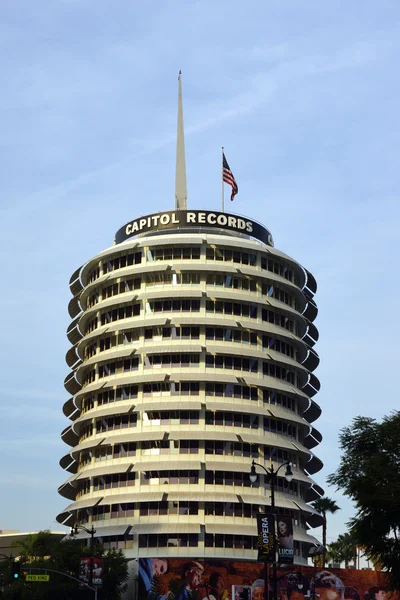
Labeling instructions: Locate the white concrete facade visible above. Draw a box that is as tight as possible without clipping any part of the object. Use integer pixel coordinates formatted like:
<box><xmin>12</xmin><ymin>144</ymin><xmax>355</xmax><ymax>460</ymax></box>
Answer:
<box><xmin>58</xmin><ymin>218</ymin><xmax>323</xmax><ymax>570</ymax></box>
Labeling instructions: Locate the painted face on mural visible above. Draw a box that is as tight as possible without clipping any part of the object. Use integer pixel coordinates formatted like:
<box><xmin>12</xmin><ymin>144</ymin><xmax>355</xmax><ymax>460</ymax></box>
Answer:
<box><xmin>187</xmin><ymin>565</ymin><xmax>203</xmax><ymax>589</ymax></box>
<box><xmin>252</xmin><ymin>584</ymin><xmax>265</xmax><ymax>600</ymax></box>
<box><xmin>215</xmin><ymin>575</ymin><xmax>226</xmax><ymax>595</ymax></box>
<box><xmin>153</xmin><ymin>559</ymin><xmax>168</xmax><ymax>577</ymax></box>
<box><xmin>317</xmin><ymin>588</ymin><xmax>342</xmax><ymax>600</ymax></box>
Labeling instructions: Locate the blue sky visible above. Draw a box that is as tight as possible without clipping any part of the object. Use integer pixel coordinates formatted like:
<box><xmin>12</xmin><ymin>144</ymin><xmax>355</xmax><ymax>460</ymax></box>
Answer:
<box><xmin>0</xmin><ymin>0</ymin><xmax>399</xmax><ymax>550</ymax></box>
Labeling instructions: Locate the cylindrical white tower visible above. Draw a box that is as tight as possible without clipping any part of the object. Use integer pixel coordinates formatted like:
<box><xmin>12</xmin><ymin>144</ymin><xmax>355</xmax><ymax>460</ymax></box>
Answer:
<box><xmin>57</xmin><ymin>209</ymin><xmax>323</xmax><ymax>569</ymax></box>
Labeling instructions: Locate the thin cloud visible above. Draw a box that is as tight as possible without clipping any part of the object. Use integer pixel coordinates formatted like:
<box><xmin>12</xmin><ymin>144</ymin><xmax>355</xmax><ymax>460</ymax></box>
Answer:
<box><xmin>2</xmin><ymin>37</ymin><xmax>394</xmax><ymax>222</ymax></box>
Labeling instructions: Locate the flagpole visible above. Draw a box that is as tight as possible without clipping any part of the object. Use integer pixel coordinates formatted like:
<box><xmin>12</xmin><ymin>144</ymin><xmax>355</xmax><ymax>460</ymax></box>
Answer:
<box><xmin>221</xmin><ymin>146</ymin><xmax>225</xmax><ymax>213</ymax></box>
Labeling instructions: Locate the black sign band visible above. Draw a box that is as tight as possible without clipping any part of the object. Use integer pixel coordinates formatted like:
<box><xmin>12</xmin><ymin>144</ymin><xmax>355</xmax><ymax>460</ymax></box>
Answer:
<box><xmin>115</xmin><ymin>210</ymin><xmax>274</xmax><ymax>247</ymax></box>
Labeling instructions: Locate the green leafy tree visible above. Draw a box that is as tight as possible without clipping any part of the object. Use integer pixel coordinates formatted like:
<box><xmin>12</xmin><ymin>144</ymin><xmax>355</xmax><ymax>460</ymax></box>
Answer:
<box><xmin>0</xmin><ymin>533</ymin><xmax>128</xmax><ymax>600</ymax></box>
<box><xmin>336</xmin><ymin>532</ymin><xmax>357</xmax><ymax>568</ymax></box>
<box><xmin>327</xmin><ymin>532</ymin><xmax>357</xmax><ymax>568</ymax></box>
<box><xmin>14</xmin><ymin>531</ymin><xmax>58</xmax><ymax>562</ymax></box>
<box><xmin>101</xmin><ymin>548</ymin><xmax>129</xmax><ymax>599</ymax></box>
<box><xmin>328</xmin><ymin>412</ymin><xmax>400</xmax><ymax>589</ymax></box>
<box><xmin>311</xmin><ymin>496</ymin><xmax>340</xmax><ymax>567</ymax></box>
<box><xmin>326</xmin><ymin>539</ymin><xmax>343</xmax><ymax>566</ymax></box>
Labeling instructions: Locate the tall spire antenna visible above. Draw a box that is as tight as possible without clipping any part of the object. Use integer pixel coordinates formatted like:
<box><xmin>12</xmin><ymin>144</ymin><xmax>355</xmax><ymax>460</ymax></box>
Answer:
<box><xmin>175</xmin><ymin>70</ymin><xmax>187</xmax><ymax>210</ymax></box>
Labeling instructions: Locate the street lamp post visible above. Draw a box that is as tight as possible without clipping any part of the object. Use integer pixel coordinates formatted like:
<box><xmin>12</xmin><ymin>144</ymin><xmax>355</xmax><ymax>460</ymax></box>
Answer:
<box><xmin>70</xmin><ymin>524</ymin><xmax>96</xmax><ymax>589</ymax></box>
<box><xmin>250</xmin><ymin>459</ymin><xmax>293</xmax><ymax>600</ymax></box>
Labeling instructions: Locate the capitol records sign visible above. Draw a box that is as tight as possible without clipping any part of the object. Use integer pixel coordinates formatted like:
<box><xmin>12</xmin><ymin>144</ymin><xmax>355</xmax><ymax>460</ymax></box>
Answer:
<box><xmin>115</xmin><ymin>210</ymin><xmax>274</xmax><ymax>247</ymax></box>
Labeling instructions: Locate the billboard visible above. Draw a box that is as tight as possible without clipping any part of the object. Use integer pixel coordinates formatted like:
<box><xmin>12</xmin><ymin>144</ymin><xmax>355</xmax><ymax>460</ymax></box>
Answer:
<box><xmin>257</xmin><ymin>513</ymin><xmax>275</xmax><ymax>562</ymax></box>
<box><xmin>277</xmin><ymin>516</ymin><xmax>294</xmax><ymax>564</ymax></box>
<box><xmin>138</xmin><ymin>559</ymin><xmax>397</xmax><ymax>600</ymax></box>
<box><xmin>79</xmin><ymin>557</ymin><xmax>104</xmax><ymax>587</ymax></box>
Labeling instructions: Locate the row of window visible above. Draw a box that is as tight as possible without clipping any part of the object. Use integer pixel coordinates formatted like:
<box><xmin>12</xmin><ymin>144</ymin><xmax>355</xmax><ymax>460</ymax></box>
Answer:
<box><xmin>77</xmin><ymin>470</ymin><xmax>301</xmax><ymax>498</ymax></box>
<box><xmin>88</xmin><ymin>273</ymin><xmax>203</xmax><ymax>310</ymax></box>
<box><xmin>142</xmin><ymin>410</ymin><xmax>259</xmax><ymax>428</ymax></box>
<box><xmin>88</xmin><ymin>266</ymin><xmax>100</xmax><ymax>283</ymax></box>
<box><xmin>205</xmin><ymin>247</ymin><xmax>256</xmax><ymax>265</ymax></box>
<box><xmin>205</xmin><ymin>412</ymin><xmax>257</xmax><ymax>428</ymax></box>
<box><xmin>81</xmin><ymin>383</ymin><xmax>299</xmax><ymax>415</ymax></box>
<box><xmin>139</xmin><ymin>533</ymin><xmax>199</xmax><ymax>548</ymax></box>
<box><xmin>204</xmin><ymin>444</ymin><xmax>297</xmax><ymax>468</ymax></box>
<box><xmin>143</xmin><ymin>411</ymin><xmax>200</xmax><ymax>426</ymax></box>
<box><xmin>84</xmin><ymin>358</ymin><xmax>140</xmax><ymax>385</ymax></box>
<box><xmin>88</xmin><ymin>410</ymin><xmax>200</xmax><ymax>435</ymax></box>
<box><xmin>262</xmin><ymin>362</ymin><xmax>296</xmax><ymax>384</ymax></box>
<box><xmin>87</xmin><ymin>246</ymin><xmax>297</xmax><ymax>285</ymax></box>
<box><xmin>88</xmin><ymin>278</ymin><xmax>141</xmax><ymax>308</ymax></box>
<box><xmin>144</xmin><ymin>353</ymin><xmax>200</xmax><ymax>368</ymax></box>
<box><xmin>100</xmin><ymin>303</ymin><xmax>140</xmax><ymax>326</ymax></box>
<box><xmin>261</xmin><ymin>258</ymin><xmax>294</xmax><ymax>282</ymax></box>
<box><xmin>96</xmin><ymin>414</ymin><xmax>137</xmax><ymax>432</ymax></box>
<box><xmin>93</xmin><ymin>472</ymin><xmax>136</xmax><ymax>491</ymax></box>
<box><xmin>204</xmin><ymin>471</ymin><xmax>300</xmax><ymax>495</ymax></box>
<box><xmin>147</xmin><ymin>299</ymin><xmax>201</xmax><ymax>314</ymax></box>
<box><xmin>84</xmin><ymin>354</ymin><xmax>298</xmax><ymax>384</ymax></box>
<box><xmin>103</xmin><ymin>535</ymin><xmax>133</xmax><ymax>550</ymax></box>
<box><xmin>88</xmin><ymin>273</ymin><xmax>297</xmax><ymax>310</ymax></box>
<box><xmin>146</xmin><ymin>272</ymin><xmax>200</xmax><ymax>286</ymax></box>
<box><xmin>85</xmin><ymin>300</ymin><xmax>298</xmax><ymax>336</ymax></box>
<box><xmin>264</xmin><ymin>336</ymin><xmax>296</xmax><ymax>359</ymax></box>
<box><xmin>147</xmin><ymin>246</ymin><xmax>201</xmax><ymax>262</ymax></box>
<box><xmin>83</xmin><ymin>361</ymin><xmax>300</xmax><ymax>392</ymax></box>
<box><xmin>77</xmin><ymin>502</ymin><xmax>302</xmax><ymax>522</ymax></box>
<box><xmin>207</xmin><ymin>273</ymin><xmax>257</xmax><ymax>291</ymax></box>
<box><xmin>78</xmin><ymin>469</ymin><xmax>196</xmax><ymax>495</ymax></box>
<box><xmin>90</xmin><ymin>533</ymin><xmax>301</xmax><ymax>552</ymax></box>
<box><xmin>205</xmin><ymin>385</ymin><xmax>298</xmax><ymax>412</ymax></box>
<box><xmin>102</xmin><ymin>252</ymin><xmax>142</xmax><ymax>273</ymax></box>
<box><xmin>74</xmin><ymin>476</ymin><xmax>139</xmax><ymax>496</ymax></box>
<box><xmin>137</xmin><ymin>533</ymin><xmax>290</xmax><ymax>550</ymax></box>
<box><xmin>97</xmin><ymin>381</ymin><xmax>199</xmax><ymax>407</ymax></box>
<box><xmin>85</xmin><ymin>327</ymin><xmax>297</xmax><ymax>363</ymax></box>
<box><xmin>86</xmin><ymin>326</ymin><xmax>202</xmax><ymax>358</ymax></box>
<box><xmin>79</xmin><ymin>411</ymin><xmax>300</xmax><ymax>443</ymax></box>
<box><xmin>97</xmin><ymin>385</ymin><xmax>139</xmax><ymax>406</ymax></box>
<box><xmin>77</xmin><ymin>441</ymin><xmax>298</xmax><ymax>468</ymax></box>
<box><xmin>204</xmin><ymin>355</ymin><xmax>298</xmax><ymax>385</ymax></box>
<box><xmin>98</xmin><ymin>533</ymin><xmax>300</xmax><ymax>552</ymax></box>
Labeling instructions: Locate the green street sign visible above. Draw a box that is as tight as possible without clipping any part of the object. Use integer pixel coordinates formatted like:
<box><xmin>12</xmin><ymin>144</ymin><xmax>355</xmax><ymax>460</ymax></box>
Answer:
<box><xmin>26</xmin><ymin>574</ymin><xmax>50</xmax><ymax>582</ymax></box>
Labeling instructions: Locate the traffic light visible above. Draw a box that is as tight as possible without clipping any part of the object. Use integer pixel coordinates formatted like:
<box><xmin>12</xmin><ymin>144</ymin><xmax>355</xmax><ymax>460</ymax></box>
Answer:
<box><xmin>12</xmin><ymin>562</ymin><xmax>21</xmax><ymax>580</ymax></box>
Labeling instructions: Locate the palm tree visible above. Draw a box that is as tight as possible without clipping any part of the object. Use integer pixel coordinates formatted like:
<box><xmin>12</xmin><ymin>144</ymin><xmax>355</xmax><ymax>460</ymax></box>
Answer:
<box><xmin>327</xmin><ymin>532</ymin><xmax>358</xmax><ymax>568</ymax></box>
<box><xmin>326</xmin><ymin>540</ymin><xmax>343</xmax><ymax>566</ymax></box>
<box><xmin>336</xmin><ymin>532</ymin><xmax>357</xmax><ymax>568</ymax></box>
<box><xmin>311</xmin><ymin>496</ymin><xmax>340</xmax><ymax>567</ymax></box>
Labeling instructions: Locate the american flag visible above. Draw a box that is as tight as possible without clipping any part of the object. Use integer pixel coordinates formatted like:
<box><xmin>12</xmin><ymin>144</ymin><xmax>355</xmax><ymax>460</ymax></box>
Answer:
<box><xmin>223</xmin><ymin>152</ymin><xmax>238</xmax><ymax>201</ymax></box>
